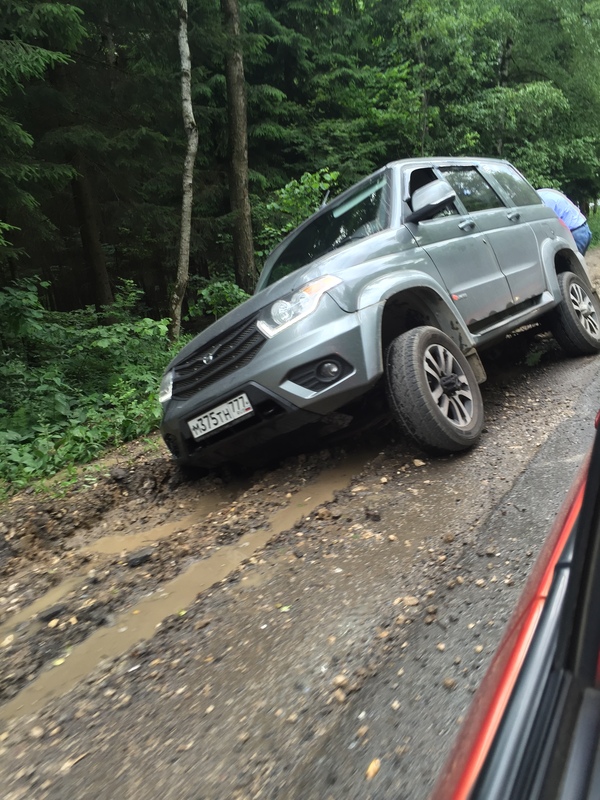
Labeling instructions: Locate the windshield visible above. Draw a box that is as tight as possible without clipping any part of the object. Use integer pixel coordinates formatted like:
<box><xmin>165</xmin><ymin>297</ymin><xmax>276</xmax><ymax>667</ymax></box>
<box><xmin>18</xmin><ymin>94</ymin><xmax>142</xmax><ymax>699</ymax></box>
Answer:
<box><xmin>259</xmin><ymin>171</ymin><xmax>390</xmax><ymax>289</ymax></box>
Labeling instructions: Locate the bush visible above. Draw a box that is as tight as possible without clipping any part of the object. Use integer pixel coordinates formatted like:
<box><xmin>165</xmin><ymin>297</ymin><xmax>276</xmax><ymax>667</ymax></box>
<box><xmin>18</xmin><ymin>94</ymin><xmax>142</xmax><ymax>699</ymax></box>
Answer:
<box><xmin>0</xmin><ymin>278</ymin><xmax>175</xmax><ymax>494</ymax></box>
<box><xmin>186</xmin><ymin>279</ymin><xmax>250</xmax><ymax>321</ymax></box>
<box><xmin>253</xmin><ymin>168</ymin><xmax>339</xmax><ymax>265</ymax></box>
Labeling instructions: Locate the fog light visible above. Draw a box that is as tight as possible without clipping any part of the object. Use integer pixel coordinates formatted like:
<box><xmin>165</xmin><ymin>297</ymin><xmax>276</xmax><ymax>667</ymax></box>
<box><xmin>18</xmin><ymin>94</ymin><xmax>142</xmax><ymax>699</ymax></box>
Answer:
<box><xmin>316</xmin><ymin>360</ymin><xmax>342</xmax><ymax>382</ymax></box>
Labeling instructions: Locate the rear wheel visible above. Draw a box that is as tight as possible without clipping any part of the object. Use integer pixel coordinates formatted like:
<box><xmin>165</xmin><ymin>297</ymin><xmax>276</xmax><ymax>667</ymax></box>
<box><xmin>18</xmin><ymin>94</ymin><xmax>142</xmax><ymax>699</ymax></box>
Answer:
<box><xmin>549</xmin><ymin>271</ymin><xmax>600</xmax><ymax>356</ymax></box>
<box><xmin>385</xmin><ymin>326</ymin><xmax>484</xmax><ymax>454</ymax></box>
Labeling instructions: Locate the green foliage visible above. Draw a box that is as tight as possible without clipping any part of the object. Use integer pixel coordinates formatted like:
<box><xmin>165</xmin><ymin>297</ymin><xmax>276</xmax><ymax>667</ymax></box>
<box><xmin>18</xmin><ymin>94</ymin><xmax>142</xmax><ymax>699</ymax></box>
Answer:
<box><xmin>4</xmin><ymin>0</ymin><xmax>600</xmax><ymax>303</ymax></box>
<box><xmin>0</xmin><ymin>278</ymin><xmax>173</xmax><ymax>494</ymax></box>
<box><xmin>0</xmin><ymin>221</ymin><xmax>17</xmax><ymax>248</ymax></box>
<box><xmin>0</xmin><ymin>1</ymin><xmax>86</xmax><ymax>261</ymax></box>
<box><xmin>253</xmin><ymin>168</ymin><xmax>340</xmax><ymax>263</ymax></box>
<box><xmin>186</xmin><ymin>280</ymin><xmax>250</xmax><ymax>321</ymax></box>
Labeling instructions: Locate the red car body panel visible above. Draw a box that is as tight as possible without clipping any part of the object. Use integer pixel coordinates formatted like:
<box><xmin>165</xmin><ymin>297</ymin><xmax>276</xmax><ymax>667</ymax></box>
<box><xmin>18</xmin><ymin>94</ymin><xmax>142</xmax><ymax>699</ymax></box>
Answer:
<box><xmin>430</xmin><ymin>456</ymin><xmax>590</xmax><ymax>800</ymax></box>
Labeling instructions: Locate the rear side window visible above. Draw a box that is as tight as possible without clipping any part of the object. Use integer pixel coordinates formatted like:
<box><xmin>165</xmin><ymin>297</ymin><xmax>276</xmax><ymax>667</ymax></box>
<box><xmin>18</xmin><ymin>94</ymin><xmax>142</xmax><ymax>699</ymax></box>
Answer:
<box><xmin>480</xmin><ymin>162</ymin><xmax>542</xmax><ymax>206</ymax></box>
<box><xmin>439</xmin><ymin>167</ymin><xmax>505</xmax><ymax>213</ymax></box>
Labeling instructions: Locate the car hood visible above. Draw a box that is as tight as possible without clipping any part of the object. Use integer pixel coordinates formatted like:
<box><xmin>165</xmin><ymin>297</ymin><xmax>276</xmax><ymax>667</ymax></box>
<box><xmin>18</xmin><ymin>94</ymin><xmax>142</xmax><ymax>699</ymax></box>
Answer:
<box><xmin>165</xmin><ymin>266</ymin><xmax>321</xmax><ymax>371</ymax></box>
<box><xmin>165</xmin><ymin>231</ymin><xmax>403</xmax><ymax>371</ymax></box>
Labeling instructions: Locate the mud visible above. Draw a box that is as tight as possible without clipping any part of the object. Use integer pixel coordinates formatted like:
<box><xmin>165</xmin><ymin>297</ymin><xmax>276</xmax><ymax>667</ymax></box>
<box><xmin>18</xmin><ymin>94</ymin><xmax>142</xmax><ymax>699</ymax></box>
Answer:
<box><xmin>1</xmin><ymin>452</ymin><xmax>373</xmax><ymax>719</ymax></box>
<box><xmin>0</xmin><ymin>253</ymin><xmax>599</xmax><ymax>799</ymax></box>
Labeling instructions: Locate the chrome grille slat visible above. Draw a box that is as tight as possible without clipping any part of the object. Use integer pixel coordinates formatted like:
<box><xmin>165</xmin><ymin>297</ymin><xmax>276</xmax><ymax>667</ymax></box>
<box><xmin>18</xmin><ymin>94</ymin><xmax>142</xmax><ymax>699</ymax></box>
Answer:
<box><xmin>172</xmin><ymin>314</ymin><xmax>266</xmax><ymax>400</ymax></box>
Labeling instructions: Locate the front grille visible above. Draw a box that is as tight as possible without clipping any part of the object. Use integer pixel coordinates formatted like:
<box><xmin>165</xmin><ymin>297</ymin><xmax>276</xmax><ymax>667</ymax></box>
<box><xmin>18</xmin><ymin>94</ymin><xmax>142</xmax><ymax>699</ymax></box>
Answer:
<box><xmin>172</xmin><ymin>313</ymin><xmax>266</xmax><ymax>400</ymax></box>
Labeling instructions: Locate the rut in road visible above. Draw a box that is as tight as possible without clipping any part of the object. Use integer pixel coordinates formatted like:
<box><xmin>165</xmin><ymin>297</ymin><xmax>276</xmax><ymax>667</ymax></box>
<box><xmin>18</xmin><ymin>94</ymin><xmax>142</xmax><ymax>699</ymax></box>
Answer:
<box><xmin>0</xmin><ymin>451</ymin><xmax>377</xmax><ymax>720</ymax></box>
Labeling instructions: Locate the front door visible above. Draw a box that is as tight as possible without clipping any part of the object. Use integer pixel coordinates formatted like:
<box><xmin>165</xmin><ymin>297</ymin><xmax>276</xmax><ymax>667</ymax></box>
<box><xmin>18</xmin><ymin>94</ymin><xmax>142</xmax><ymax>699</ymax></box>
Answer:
<box><xmin>404</xmin><ymin>166</ymin><xmax>513</xmax><ymax>328</ymax></box>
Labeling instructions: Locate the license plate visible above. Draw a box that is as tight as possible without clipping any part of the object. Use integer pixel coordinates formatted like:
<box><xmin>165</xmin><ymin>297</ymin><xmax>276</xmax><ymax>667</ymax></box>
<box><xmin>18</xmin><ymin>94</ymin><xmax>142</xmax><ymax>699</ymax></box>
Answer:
<box><xmin>188</xmin><ymin>393</ymin><xmax>253</xmax><ymax>440</ymax></box>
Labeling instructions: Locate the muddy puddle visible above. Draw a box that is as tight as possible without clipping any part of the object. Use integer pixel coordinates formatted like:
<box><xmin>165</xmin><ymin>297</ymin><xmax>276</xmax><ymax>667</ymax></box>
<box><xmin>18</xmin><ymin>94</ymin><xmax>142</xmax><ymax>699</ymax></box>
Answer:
<box><xmin>86</xmin><ymin>510</ymin><xmax>215</xmax><ymax>555</ymax></box>
<box><xmin>0</xmin><ymin>453</ymin><xmax>373</xmax><ymax>722</ymax></box>
<box><xmin>0</xmin><ymin>577</ymin><xmax>81</xmax><ymax>641</ymax></box>
<box><xmin>0</xmin><ymin>484</ymin><xmax>246</xmax><ymax>639</ymax></box>
<box><xmin>83</xmin><ymin>481</ymin><xmax>246</xmax><ymax>555</ymax></box>
<box><xmin>0</xmin><ymin>448</ymin><xmax>478</xmax><ymax>724</ymax></box>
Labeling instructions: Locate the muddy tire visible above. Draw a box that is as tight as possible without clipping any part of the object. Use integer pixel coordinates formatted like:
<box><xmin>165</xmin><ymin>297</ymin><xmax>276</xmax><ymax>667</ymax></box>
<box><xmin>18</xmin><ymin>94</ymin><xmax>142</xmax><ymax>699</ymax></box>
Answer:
<box><xmin>385</xmin><ymin>326</ymin><xmax>484</xmax><ymax>454</ymax></box>
<box><xmin>549</xmin><ymin>271</ymin><xmax>600</xmax><ymax>356</ymax></box>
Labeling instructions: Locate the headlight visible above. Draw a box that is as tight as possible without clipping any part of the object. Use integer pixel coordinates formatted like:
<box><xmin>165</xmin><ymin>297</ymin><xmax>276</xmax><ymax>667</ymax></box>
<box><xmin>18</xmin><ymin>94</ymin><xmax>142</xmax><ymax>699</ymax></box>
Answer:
<box><xmin>257</xmin><ymin>275</ymin><xmax>342</xmax><ymax>338</ymax></box>
<box><xmin>159</xmin><ymin>370</ymin><xmax>173</xmax><ymax>406</ymax></box>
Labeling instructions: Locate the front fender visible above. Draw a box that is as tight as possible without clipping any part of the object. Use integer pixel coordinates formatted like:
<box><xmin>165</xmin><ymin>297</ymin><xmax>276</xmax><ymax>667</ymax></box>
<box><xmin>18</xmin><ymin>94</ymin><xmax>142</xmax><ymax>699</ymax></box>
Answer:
<box><xmin>351</xmin><ymin>270</ymin><xmax>477</xmax><ymax>354</ymax></box>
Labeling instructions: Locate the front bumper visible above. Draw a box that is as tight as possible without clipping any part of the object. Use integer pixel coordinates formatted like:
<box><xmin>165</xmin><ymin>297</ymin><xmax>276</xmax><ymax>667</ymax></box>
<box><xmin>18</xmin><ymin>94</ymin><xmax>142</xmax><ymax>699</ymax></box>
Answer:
<box><xmin>160</xmin><ymin>296</ymin><xmax>382</xmax><ymax>467</ymax></box>
<box><xmin>161</xmin><ymin>382</ymin><xmax>320</xmax><ymax>468</ymax></box>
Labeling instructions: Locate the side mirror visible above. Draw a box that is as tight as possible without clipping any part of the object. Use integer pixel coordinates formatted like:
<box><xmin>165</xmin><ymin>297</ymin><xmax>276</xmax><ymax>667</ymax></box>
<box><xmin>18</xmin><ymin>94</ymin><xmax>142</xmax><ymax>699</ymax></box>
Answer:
<box><xmin>405</xmin><ymin>179</ymin><xmax>456</xmax><ymax>223</ymax></box>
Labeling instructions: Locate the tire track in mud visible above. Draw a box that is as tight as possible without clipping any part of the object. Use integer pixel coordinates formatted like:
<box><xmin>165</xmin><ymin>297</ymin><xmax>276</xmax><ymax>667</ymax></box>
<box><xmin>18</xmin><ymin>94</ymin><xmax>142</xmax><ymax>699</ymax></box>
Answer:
<box><xmin>0</xmin><ymin>450</ymin><xmax>378</xmax><ymax>719</ymax></box>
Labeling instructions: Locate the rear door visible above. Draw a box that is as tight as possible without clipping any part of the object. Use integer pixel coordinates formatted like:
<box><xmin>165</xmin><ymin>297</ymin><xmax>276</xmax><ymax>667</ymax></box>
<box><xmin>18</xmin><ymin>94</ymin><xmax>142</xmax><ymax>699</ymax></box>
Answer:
<box><xmin>437</xmin><ymin>164</ymin><xmax>545</xmax><ymax>311</ymax></box>
<box><xmin>476</xmin><ymin>161</ymin><xmax>547</xmax><ymax>303</ymax></box>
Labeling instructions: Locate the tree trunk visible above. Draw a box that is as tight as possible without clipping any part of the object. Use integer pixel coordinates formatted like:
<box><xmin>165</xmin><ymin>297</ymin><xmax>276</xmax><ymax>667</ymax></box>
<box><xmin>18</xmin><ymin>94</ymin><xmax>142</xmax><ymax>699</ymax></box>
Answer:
<box><xmin>498</xmin><ymin>37</ymin><xmax>513</xmax><ymax>86</ymax></box>
<box><xmin>495</xmin><ymin>38</ymin><xmax>513</xmax><ymax>157</ymax></box>
<box><xmin>420</xmin><ymin>89</ymin><xmax>429</xmax><ymax>156</ymax></box>
<box><xmin>221</xmin><ymin>0</ymin><xmax>256</xmax><ymax>294</ymax></box>
<box><xmin>416</xmin><ymin>39</ymin><xmax>429</xmax><ymax>157</ymax></box>
<box><xmin>169</xmin><ymin>0</ymin><xmax>199</xmax><ymax>341</ymax></box>
<box><xmin>71</xmin><ymin>150</ymin><xmax>114</xmax><ymax>308</ymax></box>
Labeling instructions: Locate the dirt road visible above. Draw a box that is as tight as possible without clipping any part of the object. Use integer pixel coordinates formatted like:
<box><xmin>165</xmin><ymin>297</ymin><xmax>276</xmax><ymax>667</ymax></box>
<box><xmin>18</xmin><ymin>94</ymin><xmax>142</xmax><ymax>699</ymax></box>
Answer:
<box><xmin>1</xmin><ymin>254</ymin><xmax>600</xmax><ymax>799</ymax></box>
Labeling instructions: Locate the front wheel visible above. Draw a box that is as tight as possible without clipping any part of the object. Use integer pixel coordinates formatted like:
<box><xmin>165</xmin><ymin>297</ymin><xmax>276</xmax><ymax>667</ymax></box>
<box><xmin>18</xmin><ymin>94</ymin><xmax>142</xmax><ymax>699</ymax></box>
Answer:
<box><xmin>385</xmin><ymin>326</ymin><xmax>484</xmax><ymax>455</ymax></box>
<box><xmin>549</xmin><ymin>271</ymin><xmax>600</xmax><ymax>356</ymax></box>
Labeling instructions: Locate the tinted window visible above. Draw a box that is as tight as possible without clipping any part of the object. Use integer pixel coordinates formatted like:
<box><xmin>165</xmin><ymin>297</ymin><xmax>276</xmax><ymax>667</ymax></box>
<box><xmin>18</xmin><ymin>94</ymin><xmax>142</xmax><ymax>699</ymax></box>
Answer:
<box><xmin>480</xmin><ymin>162</ymin><xmax>542</xmax><ymax>206</ymax></box>
<box><xmin>263</xmin><ymin>174</ymin><xmax>390</xmax><ymax>287</ymax></box>
<box><xmin>439</xmin><ymin>167</ymin><xmax>505</xmax><ymax>213</ymax></box>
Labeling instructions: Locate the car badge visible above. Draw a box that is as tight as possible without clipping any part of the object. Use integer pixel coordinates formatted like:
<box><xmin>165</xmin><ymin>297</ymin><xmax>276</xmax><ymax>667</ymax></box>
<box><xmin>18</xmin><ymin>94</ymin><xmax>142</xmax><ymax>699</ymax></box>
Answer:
<box><xmin>201</xmin><ymin>344</ymin><xmax>221</xmax><ymax>365</ymax></box>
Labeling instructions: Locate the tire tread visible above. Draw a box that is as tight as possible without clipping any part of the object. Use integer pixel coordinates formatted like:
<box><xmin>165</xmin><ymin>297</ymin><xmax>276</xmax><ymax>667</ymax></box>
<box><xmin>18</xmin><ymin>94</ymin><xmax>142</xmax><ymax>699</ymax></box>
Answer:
<box><xmin>385</xmin><ymin>326</ymin><xmax>484</xmax><ymax>454</ymax></box>
<box><xmin>549</xmin><ymin>272</ymin><xmax>600</xmax><ymax>356</ymax></box>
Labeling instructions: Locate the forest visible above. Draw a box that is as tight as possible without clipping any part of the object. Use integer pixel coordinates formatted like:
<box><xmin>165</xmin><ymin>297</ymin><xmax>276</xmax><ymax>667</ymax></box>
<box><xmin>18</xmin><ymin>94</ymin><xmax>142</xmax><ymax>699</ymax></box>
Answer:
<box><xmin>2</xmin><ymin>0</ymin><xmax>600</xmax><ymax>491</ymax></box>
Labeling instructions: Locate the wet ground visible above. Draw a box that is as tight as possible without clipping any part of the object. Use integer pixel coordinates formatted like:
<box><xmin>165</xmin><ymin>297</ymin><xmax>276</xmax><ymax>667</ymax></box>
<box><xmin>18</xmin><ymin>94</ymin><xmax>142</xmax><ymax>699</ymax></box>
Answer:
<box><xmin>1</xmin><ymin>254</ymin><xmax>600</xmax><ymax>799</ymax></box>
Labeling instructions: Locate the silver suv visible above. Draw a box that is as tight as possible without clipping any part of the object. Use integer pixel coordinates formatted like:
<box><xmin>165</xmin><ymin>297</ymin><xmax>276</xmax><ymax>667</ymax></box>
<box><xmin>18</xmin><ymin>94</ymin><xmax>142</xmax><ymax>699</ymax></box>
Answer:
<box><xmin>159</xmin><ymin>157</ymin><xmax>600</xmax><ymax>468</ymax></box>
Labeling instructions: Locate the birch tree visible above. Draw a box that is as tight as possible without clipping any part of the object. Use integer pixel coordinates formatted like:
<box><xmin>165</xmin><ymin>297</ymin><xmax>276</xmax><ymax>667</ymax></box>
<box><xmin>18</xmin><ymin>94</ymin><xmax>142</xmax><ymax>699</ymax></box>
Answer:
<box><xmin>221</xmin><ymin>0</ymin><xmax>256</xmax><ymax>293</ymax></box>
<box><xmin>169</xmin><ymin>0</ymin><xmax>198</xmax><ymax>340</ymax></box>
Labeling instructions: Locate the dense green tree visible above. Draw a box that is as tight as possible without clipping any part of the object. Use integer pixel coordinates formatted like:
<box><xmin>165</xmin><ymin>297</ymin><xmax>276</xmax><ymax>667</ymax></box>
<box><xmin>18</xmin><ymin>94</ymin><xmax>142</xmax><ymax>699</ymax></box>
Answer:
<box><xmin>4</xmin><ymin>0</ymin><xmax>600</xmax><ymax>310</ymax></box>
<box><xmin>0</xmin><ymin>1</ymin><xmax>85</xmax><ymax>274</ymax></box>
<box><xmin>499</xmin><ymin>0</ymin><xmax>600</xmax><ymax>198</ymax></box>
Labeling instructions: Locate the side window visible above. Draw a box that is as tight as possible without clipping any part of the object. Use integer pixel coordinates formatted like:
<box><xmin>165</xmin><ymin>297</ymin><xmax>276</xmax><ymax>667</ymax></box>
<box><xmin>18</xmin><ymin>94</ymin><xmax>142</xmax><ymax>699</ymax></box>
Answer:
<box><xmin>408</xmin><ymin>167</ymin><xmax>459</xmax><ymax>218</ymax></box>
<box><xmin>439</xmin><ymin>167</ymin><xmax>505</xmax><ymax>213</ymax></box>
<box><xmin>480</xmin><ymin>163</ymin><xmax>542</xmax><ymax>206</ymax></box>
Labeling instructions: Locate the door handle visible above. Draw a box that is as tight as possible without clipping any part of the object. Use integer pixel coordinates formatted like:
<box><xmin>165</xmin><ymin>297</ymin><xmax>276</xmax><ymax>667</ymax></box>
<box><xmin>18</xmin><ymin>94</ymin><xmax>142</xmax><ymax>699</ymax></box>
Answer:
<box><xmin>507</xmin><ymin>210</ymin><xmax>521</xmax><ymax>222</ymax></box>
<box><xmin>458</xmin><ymin>218</ymin><xmax>475</xmax><ymax>231</ymax></box>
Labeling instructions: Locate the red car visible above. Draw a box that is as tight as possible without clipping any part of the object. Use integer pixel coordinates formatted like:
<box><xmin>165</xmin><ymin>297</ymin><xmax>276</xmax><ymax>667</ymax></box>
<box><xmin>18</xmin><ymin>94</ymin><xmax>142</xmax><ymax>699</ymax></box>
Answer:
<box><xmin>432</xmin><ymin>410</ymin><xmax>600</xmax><ymax>800</ymax></box>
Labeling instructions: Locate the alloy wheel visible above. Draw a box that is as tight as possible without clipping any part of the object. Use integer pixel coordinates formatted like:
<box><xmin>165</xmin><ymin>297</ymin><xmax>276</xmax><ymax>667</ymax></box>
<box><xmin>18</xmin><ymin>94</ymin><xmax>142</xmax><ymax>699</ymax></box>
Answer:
<box><xmin>569</xmin><ymin>283</ymin><xmax>600</xmax><ymax>339</ymax></box>
<box><xmin>424</xmin><ymin>344</ymin><xmax>474</xmax><ymax>428</ymax></box>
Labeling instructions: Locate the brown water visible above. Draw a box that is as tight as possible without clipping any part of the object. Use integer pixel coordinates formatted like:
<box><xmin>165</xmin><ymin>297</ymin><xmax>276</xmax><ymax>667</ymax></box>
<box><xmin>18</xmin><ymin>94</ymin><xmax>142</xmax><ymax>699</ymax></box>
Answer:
<box><xmin>0</xmin><ymin>485</ymin><xmax>243</xmax><ymax>639</ymax></box>
<box><xmin>0</xmin><ymin>577</ymin><xmax>82</xmax><ymax>641</ymax></box>
<box><xmin>86</xmin><ymin>481</ymin><xmax>244</xmax><ymax>555</ymax></box>
<box><xmin>0</xmin><ymin>454</ymin><xmax>371</xmax><ymax>721</ymax></box>
<box><xmin>87</xmin><ymin>511</ymin><xmax>212</xmax><ymax>555</ymax></box>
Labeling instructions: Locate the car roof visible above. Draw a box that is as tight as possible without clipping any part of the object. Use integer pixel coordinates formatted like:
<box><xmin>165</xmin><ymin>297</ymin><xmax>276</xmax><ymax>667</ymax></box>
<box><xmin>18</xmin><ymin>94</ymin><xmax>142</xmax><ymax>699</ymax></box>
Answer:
<box><xmin>386</xmin><ymin>156</ymin><xmax>513</xmax><ymax>170</ymax></box>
